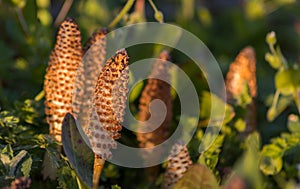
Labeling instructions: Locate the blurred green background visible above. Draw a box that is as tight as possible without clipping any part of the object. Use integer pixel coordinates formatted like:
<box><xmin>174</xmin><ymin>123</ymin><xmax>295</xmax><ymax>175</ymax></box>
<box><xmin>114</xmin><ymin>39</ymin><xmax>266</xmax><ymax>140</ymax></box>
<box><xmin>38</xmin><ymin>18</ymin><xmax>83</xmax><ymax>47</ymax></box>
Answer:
<box><xmin>0</xmin><ymin>0</ymin><xmax>300</xmax><ymax>188</ymax></box>
<box><xmin>1</xmin><ymin>0</ymin><xmax>300</xmax><ymax>138</ymax></box>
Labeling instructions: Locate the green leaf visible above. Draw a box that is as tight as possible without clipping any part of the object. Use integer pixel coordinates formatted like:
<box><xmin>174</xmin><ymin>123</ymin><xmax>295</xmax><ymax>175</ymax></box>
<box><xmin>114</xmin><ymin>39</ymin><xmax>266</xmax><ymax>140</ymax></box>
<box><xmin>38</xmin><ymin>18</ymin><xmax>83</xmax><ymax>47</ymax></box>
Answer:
<box><xmin>200</xmin><ymin>91</ymin><xmax>234</xmax><ymax>125</ymax></box>
<box><xmin>129</xmin><ymin>80</ymin><xmax>144</xmax><ymax>102</ymax></box>
<box><xmin>259</xmin><ymin>145</ymin><xmax>283</xmax><ymax>175</ymax></box>
<box><xmin>265</xmin><ymin>53</ymin><xmax>282</xmax><ymax>69</ymax></box>
<box><xmin>180</xmin><ymin>115</ymin><xmax>198</xmax><ymax>142</ymax></box>
<box><xmin>58</xmin><ymin>163</ymin><xmax>79</xmax><ymax>189</ymax></box>
<box><xmin>198</xmin><ymin>134</ymin><xmax>224</xmax><ymax>170</ymax></box>
<box><xmin>259</xmin><ymin>155</ymin><xmax>283</xmax><ymax>175</ymax></box>
<box><xmin>9</xmin><ymin>150</ymin><xmax>27</xmax><ymax>176</ymax></box>
<box><xmin>62</xmin><ymin>113</ymin><xmax>94</xmax><ymax>188</ymax></box>
<box><xmin>21</xmin><ymin>155</ymin><xmax>32</xmax><ymax>177</ymax></box>
<box><xmin>1</xmin><ymin>144</ymin><xmax>14</xmax><ymax>159</ymax></box>
<box><xmin>261</xmin><ymin>145</ymin><xmax>282</xmax><ymax>158</ymax></box>
<box><xmin>267</xmin><ymin>95</ymin><xmax>292</xmax><ymax>122</ymax></box>
<box><xmin>0</xmin><ymin>111</ymin><xmax>20</xmax><ymax>128</ymax></box>
<box><xmin>231</xmin><ymin>132</ymin><xmax>263</xmax><ymax>188</ymax></box>
<box><xmin>173</xmin><ymin>164</ymin><xmax>219</xmax><ymax>189</ymax></box>
<box><xmin>275</xmin><ymin>69</ymin><xmax>300</xmax><ymax>96</ymax></box>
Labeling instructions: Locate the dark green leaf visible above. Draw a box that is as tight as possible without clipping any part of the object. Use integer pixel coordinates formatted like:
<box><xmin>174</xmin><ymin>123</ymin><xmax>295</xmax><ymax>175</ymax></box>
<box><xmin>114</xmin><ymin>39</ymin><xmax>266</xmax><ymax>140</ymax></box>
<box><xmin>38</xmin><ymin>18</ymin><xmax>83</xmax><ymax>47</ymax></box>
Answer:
<box><xmin>62</xmin><ymin>113</ymin><xmax>94</xmax><ymax>188</ymax></box>
<box><xmin>261</xmin><ymin>145</ymin><xmax>282</xmax><ymax>158</ymax></box>
<box><xmin>265</xmin><ymin>53</ymin><xmax>282</xmax><ymax>69</ymax></box>
<box><xmin>9</xmin><ymin>150</ymin><xmax>27</xmax><ymax>176</ymax></box>
<box><xmin>275</xmin><ymin>69</ymin><xmax>300</xmax><ymax>96</ymax></box>
<box><xmin>1</xmin><ymin>144</ymin><xmax>14</xmax><ymax>158</ymax></box>
<box><xmin>20</xmin><ymin>155</ymin><xmax>32</xmax><ymax>177</ymax></box>
<box><xmin>260</xmin><ymin>144</ymin><xmax>283</xmax><ymax>175</ymax></box>
<box><xmin>173</xmin><ymin>164</ymin><xmax>219</xmax><ymax>189</ymax></box>
<box><xmin>259</xmin><ymin>155</ymin><xmax>282</xmax><ymax>175</ymax></box>
<box><xmin>267</xmin><ymin>95</ymin><xmax>292</xmax><ymax>122</ymax></box>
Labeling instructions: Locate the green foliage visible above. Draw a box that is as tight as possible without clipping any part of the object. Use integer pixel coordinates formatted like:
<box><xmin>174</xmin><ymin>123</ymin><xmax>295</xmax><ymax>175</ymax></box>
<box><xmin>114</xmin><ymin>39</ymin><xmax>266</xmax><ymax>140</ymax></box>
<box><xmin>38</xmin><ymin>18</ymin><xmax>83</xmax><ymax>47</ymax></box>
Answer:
<box><xmin>62</xmin><ymin>113</ymin><xmax>93</xmax><ymax>188</ymax></box>
<box><xmin>260</xmin><ymin>115</ymin><xmax>300</xmax><ymax>176</ymax></box>
<box><xmin>265</xmin><ymin>31</ymin><xmax>300</xmax><ymax>121</ymax></box>
<box><xmin>275</xmin><ymin>69</ymin><xmax>300</xmax><ymax>96</ymax></box>
<box><xmin>57</xmin><ymin>157</ymin><xmax>80</xmax><ymax>189</ymax></box>
<box><xmin>231</xmin><ymin>132</ymin><xmax>264</xmax><ymax>189</ymax></box>
<box><xmin>173</xmin><ymin>164</ymin><xmax>219</xmax><ymax>189</ymax></box>
<box><xmin>197</xmin><ymin>130</ymin><xmax>224</xmax><ymax>171</ymax></box>
<box><xmin>0</xmin><ymin>145</ymin><xmax>32</xmax><ymax>185</ymax></box>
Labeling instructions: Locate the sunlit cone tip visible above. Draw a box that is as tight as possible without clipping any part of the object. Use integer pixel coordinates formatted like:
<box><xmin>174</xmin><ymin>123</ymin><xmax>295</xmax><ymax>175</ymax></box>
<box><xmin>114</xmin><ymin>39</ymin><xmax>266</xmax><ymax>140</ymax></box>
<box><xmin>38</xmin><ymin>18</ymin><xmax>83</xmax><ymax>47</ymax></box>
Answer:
<box><xmin>57</xmin><ymin>18</ymin><xmax>81</xmax><ymax>40</ymax></box>
<box><xmin>115</xmin><ymin>48</ymin><xmax>129</xmax><ymax>67</ymax></box>
<box><xmin>225</xmin><ymin>46</ymin><xmax>257</xmax><ymax>101</ymax></box>
<box><xmin>225</xmin><ymin>46</ymin><xmax>257</xmax><ymax>134</ymax></box>
<box><xmin>63</xmin><ymin>17</ymin><xmax>76</xmax><ymax>23</ymax></box>
<box><xmin>159</xmin><ymin>50</ymin><xmax>171</xmax><ymax>60</ymax></box>
<box><xmin>83</xmin><ymin>28</ymin><xmax>108</xmax><ymax>53</ymax></box>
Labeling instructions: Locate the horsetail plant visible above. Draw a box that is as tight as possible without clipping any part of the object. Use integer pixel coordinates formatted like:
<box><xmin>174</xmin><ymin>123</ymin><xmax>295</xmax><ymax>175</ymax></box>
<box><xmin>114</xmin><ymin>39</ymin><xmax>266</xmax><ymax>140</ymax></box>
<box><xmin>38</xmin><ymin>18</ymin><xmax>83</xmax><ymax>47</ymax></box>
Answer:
<box><xmin>162</xmin><ymin>141</ymin><xmax>192</xmax><ymax>189</ymax></box>
<box><xmin>44</xmin><ymin>17</ymin><xmax>130</xmax><ymax>188</ymax></box>
<box><xmin>44</xmin><ymin>18</ymin><xmax>82</xmax><ymax>144</ymax></box>
<box><xmin>137</xmin><ymin>50</ymin><xmax>173</xmax><ymax>182</ymax></box>
<box><xmin>87</xmin><ymin>49</ymin><xmax>129</xmax><ymax>188</ymax></box>
<box><xmin>43</xmin><ymin>18</ymin><xmax>82</xmax><ymax>180</ymax></box>
<box><xmin>225</xmin><ymin>46</ymin><xmax>257</xmax><ymax>134</ymax></box>
<box><xmin>72</xmin><ymin>28</ymin><xmax>108</xmax><ymax>138</ymax></box>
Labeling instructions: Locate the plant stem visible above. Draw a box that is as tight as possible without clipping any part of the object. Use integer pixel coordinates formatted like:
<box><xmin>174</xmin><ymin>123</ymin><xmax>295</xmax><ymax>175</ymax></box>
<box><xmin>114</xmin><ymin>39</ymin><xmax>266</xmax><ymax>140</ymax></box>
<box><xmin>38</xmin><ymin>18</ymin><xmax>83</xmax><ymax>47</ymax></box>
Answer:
<box><xmin>15</xmin><ymin>7</ymin><xmax>29</xmax><ymax>37</ymax></box>
<box><xmin>54</xmin><ymin>0</ymin><xmax>74</xmax><ymax>27</ymax></box>
<box><xmin>34</xmin><ymin>90</ymin><xmax>45</xmax><ymax>101</ymax></box>
<box><xmin>148</xmin><ymin>0</ymin><xmax>159</xmax><ymax>13</ymax></box>
<box><xmin>108</xmin><ymin>0</ymin><xmax>136</xmax><ymax>29</ymax></box>
<box><xmin>92</xmin><ymin>155</ymin><xmax>105</xmax><ymax>189</ymax></box>
<box><xmin>271</xmin><ymin>90</ymin><xmax>280</xmax><ymax>110</ymax></box>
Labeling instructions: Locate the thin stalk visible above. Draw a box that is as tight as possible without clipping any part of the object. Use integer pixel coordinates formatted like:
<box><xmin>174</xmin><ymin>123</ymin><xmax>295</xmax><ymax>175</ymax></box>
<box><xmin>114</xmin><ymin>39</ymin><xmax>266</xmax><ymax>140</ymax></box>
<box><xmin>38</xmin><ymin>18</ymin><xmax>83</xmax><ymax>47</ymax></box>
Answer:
<box><xmin>92</xmin><ymin>155</ymin><xmax>105</xmax><ymax>189</ymax></box>
<box><xmin>271</xmin><ymin>90</ymin><xmax>280</xmax><ymax>110</ymax></box>
<box><xmin>148</xmin><ymin>0</ymin><xmax>159</xmax><ymax>13</ymax></box>
<box><xmin>54</xmin><ymin>0</ymin><xmax>74</xmax><ymax>27</ymax></box>
<box><xmin>270</xmin><ymin>43</ymin><xmax>288</xmax><ymax>70</ymax></box>
<box><xmin>34</xmin><ymin>90</ymin><xmax>45</xmax><ymax>101</ymax></box>
<box><xmin>108</xmin><ymin>0</ymin><xmax>136</xmax><ymax>29</ymax></box>
<box><xmin>15</xmin><ymin>7</ymin><xmax>29</xmax><ymax>37</ymax></box>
